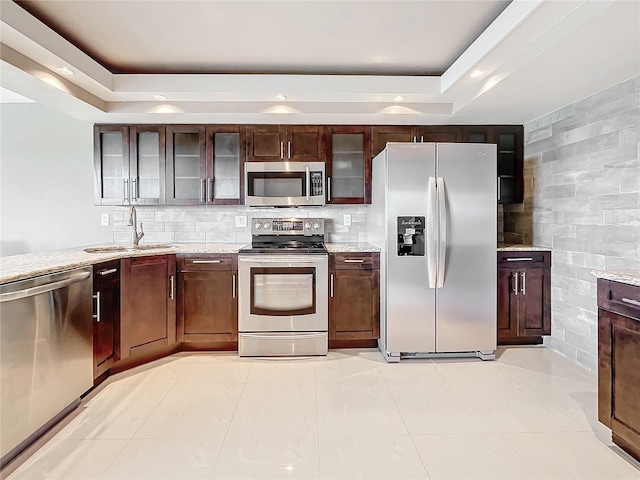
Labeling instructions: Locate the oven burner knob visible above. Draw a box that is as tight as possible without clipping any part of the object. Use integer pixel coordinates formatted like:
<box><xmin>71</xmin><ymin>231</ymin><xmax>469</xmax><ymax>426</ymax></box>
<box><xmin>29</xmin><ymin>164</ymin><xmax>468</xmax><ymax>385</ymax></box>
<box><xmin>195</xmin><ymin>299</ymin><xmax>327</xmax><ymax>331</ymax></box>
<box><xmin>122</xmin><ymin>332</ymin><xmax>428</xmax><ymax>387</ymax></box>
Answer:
<box><xmin>254</xmin><ymin>222</ymin><xmax>262</xmax><ymax>229</ymax></box>
<box><xmin>304</xmin><ymin>222</ymin><xmax>311</xmax><ymax>229</ymax></box>
<box><xmin>263</xmin><ymin>223</ymin><xmax>271</xmax><ymax>230</ymax></box>
<box><xmin>313</xmin><ymin>223</ymin><xmax>320</xmax><ymax>229</ymax></box>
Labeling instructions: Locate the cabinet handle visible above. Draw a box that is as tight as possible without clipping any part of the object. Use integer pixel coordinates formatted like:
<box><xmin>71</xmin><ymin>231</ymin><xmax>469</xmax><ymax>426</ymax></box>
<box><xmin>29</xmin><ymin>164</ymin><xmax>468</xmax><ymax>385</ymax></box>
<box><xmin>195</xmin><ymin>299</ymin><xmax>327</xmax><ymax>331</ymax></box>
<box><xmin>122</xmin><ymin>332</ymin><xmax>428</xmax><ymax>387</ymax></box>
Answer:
<box><xmin>420</xmin><ymin>136</ymin><xmax>424</xmax><ymax>143</ymax></box>
<box><xmin>98</xmin><ymin>268</ymin><xmax>118</xmax><ymax>276</ymax></box>
<box><xmin>521</xmin><ymin>271</ymin><xmax>526</xmax><ymax>295</ymax></box>
<box><xmin>169</xmin><ymin>275</ymin><xmax>174</xmax><ymax>300</ymax></box>
<box><xmin>327</xmin><ymin>177</ymin><xmax>332</xmax><ymax>202</ymax></box>
<box><xmin>200</xmin><ymin>178</ymin><xmax>206</xmax><ymax>203</ymax></box>
<box><xmin>622</xmin><ymin>297</ymin><xmax>640</xmax><ymax>307</ymax></box>
<box><xmin>498</xmin><ymin>179</ymin><xmax>501</xmax><ymax>201</ymax></box>
<box><xmin>344</xmin><ymin>259</ymin><xmax>364</xmax><ymax>263</ymax></box>
<box><xmin>330</xmin><ymin>273</ymin><xmax>334</xmax><ymax>298</ymax></box>
<box><xmin>513</xmin><ymin>272</ymin><xmax>518</xmax><ymax>296</ymax></box>
<box><xmin>124</xmin><ymin>179</ymin><xmax>129</xmax><ymax>202</ymax></box>
<box><xmin>93</xmin><ymin>292</ymin><xmax>101</xmax><ymax>323</ymax></box>
<box><xmin>132</xmin><ymin>177</ymin><xmax>138</xmax><ymax>199</ymax></box>
<box><xmin>192</xmin><ymin>260</ymin><xmax>221</xmax><ymax>264</ymax></box>
<box><xmin>208</xmin><ymin>178</ymin><xmax>214</xmax><ymax>202</ymax></box>
<box><xmin>288</xmin><ymin>141</ymin><xmax>291</xmax><ymax>159</ymax></box>
<box><xmin>280</xmin><ymin>141</ymin><xmax>284</xmax><ymax>159</ymax></box>
<box><xmin>412</xmin><ymin>136</ymin><xmax>417</xmax><ymax>143</ymax></box>
<box><xmin>232</xmin><ymin>274</ymin><xmax>237</xmax><ymax>299</ymax></box>
<box><xmin>506</xmin><ymin>257</ymin><xmax>533</xmax><ymax>262</ymax></box>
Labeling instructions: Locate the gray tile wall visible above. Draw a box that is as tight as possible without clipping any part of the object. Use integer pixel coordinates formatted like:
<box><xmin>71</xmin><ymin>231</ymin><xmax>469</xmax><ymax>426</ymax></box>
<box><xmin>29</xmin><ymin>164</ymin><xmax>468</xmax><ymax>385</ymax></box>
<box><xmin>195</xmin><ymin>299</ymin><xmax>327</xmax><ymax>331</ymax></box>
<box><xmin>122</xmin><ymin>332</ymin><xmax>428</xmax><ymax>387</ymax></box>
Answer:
<box><xmin>504</xmin><ymin>76</ymin><xmax>640</xmax><ymax>372</ymax></box>
<box><xmin>111</xmin><ymin>205</ymin><xmax>369</xmax><ymax>246</ymax></box>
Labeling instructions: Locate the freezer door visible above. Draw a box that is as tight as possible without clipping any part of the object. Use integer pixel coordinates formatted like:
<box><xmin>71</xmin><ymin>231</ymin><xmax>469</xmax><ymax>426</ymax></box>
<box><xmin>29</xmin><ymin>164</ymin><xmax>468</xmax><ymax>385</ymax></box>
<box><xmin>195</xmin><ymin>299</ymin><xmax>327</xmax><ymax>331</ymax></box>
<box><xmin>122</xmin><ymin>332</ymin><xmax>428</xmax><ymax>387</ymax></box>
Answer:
<box><xmin>385</xmin><ymin>143</ymin><xmax>436</xmax><ymax>354</ymax></box>
<box><xmin>435</xmin><ymin>143</ymin><xmax>497</xmax><ymax>353</ymax></box>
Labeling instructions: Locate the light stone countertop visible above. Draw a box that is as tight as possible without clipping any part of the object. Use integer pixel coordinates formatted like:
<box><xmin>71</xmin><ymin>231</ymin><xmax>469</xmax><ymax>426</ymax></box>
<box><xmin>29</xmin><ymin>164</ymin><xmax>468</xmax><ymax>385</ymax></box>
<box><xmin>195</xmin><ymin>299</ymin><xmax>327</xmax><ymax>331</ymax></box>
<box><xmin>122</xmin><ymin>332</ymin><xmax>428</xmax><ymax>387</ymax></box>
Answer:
<box><xmin>497</xmin><ymin>244</ymin><xmax>552</xmax><ymax>252</ymax></box>
<box><xmin>590</xmin><ymin>270</ymin><xmax>640</xmax><ymax>288</ymax></box>
<box><xmin>1</xmin><ymin>242</ymin><xmax>381</xmax><ymax>284</ymax></box>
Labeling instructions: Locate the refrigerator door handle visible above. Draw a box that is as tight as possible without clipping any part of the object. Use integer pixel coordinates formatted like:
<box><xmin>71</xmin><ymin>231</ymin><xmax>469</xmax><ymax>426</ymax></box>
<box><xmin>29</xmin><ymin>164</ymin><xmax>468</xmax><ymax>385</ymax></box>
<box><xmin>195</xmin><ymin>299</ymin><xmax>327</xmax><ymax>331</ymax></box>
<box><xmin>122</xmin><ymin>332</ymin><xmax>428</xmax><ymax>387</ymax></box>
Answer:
<box><xmin>427</xmin><ymin>176</ymin><xmax>438</xmax><ymax>288</ymax></box>
<box><xmin>436</xmin><ymin>177</ymin><xmax>447</xmax><ymax>288</ymax></box>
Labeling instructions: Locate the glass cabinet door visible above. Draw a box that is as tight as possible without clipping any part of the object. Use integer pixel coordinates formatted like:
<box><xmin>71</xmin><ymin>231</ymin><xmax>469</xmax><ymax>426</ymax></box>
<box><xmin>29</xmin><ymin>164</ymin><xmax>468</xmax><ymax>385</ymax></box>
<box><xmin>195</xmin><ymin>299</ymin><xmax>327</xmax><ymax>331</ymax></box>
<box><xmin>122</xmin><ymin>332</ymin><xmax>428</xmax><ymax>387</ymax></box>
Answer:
<box><xmin>94</xmin><ymin>125</ymin><xmax>130</xmax><ymax>205</ymax></box>
<box><xmin>206</xmin><ymin>126</ymin><xmax>246</xmax><ymax>205</ymax></box>
<box><xmin>130</xmin><ymin>126</ymin><xmax>165</xmax><ymax>205</ymax></box>
<box><xmin>326</xmin><ymin>126</ymin><xmax>371</xmax><ymax>204</ymax></box>
<box><xmin>166</xmin><ymin>126</ymin><xmax>206</xmax><ymax>205</ymax></box>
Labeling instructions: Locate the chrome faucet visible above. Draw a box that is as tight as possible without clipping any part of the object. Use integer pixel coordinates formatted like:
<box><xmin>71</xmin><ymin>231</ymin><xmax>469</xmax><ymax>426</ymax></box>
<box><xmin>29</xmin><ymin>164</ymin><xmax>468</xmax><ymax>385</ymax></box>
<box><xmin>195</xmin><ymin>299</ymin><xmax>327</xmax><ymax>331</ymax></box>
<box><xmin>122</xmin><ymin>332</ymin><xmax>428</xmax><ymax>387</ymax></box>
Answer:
<box><xmin>127</xmin><ymin>205</ymin><xmax>144</xmax><ymax>246</ymax></box>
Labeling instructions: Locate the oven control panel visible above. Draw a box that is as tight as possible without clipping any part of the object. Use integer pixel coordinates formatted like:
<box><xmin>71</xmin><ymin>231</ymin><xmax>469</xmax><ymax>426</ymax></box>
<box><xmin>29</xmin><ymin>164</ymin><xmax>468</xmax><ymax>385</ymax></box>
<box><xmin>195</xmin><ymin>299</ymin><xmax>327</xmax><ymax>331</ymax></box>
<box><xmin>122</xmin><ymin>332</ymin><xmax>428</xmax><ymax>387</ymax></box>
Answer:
<box><xmin>252</xmin><ymin>218</ymin><xmax>325</xmax><ymax>235</ymax></box>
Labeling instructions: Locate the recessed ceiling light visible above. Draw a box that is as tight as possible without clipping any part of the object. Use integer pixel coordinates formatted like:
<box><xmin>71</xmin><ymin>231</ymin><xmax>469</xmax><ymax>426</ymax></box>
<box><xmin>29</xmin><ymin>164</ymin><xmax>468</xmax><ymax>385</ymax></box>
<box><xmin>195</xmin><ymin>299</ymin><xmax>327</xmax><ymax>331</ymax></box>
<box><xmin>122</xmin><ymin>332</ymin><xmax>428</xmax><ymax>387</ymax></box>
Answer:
<box><xmin>394</xmin><ymin>95</ymin><xmax>405</xmax><ymax>102</ymax></box>
<box><xmin>154</xmin><ymin>94</ymin><xmax>167</xmax><ymax>100</ymax></box>
<box><xmin>470</xmin><ymin>70</ymin><xmax>485</xmax><ymax>78</ymax></box>
<box><xmin>275</xmin><ymin>94</ymin><xmax>287</xmax><ymax>101</ymax></box>
<box><xmin>55</xmin><ymin>66</ymin><xmax>74</xmax><ymax>75</ymax></box>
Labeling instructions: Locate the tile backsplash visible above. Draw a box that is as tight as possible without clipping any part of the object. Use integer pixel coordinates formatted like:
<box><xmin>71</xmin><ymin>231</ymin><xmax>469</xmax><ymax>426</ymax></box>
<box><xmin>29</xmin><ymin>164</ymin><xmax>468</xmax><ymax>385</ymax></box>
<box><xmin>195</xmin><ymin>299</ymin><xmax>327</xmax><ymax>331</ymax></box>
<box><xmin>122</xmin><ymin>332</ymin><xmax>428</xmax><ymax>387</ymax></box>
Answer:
<box><xmin>111</xmin><ymin>205</ymin><xmax>369</xmax><ymax>245</ymax></box>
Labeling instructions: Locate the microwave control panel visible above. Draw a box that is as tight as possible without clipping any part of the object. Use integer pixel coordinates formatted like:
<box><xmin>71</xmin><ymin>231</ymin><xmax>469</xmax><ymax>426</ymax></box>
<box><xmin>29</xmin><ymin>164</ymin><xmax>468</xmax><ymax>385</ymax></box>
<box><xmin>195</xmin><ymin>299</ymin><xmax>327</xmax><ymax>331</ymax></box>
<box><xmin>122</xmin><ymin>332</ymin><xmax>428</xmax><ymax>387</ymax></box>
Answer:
<box><xmin>310</xmin><ymin>171</ymin><xmax>324</xmax><ymax>196</ymax></box>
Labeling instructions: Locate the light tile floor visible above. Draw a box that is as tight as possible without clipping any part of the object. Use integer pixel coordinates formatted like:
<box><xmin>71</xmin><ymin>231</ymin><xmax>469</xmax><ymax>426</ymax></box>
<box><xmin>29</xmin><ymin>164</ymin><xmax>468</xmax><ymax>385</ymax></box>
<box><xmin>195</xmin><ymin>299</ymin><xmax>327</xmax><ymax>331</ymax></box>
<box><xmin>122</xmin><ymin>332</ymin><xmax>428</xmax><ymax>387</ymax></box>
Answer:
<box><xmin>5</xmin><ymin>347</ymin><xmax>640</xmax><ymax>480</ymax></box>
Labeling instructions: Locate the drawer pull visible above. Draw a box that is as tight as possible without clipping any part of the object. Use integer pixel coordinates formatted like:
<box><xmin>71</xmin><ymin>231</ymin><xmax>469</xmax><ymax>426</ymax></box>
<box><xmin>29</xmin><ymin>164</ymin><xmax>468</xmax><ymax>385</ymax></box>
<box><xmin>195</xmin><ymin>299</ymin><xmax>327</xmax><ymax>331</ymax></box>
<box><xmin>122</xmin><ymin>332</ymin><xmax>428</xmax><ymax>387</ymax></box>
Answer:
<box><xmin>621</xmin><ymin>297</ymin><xmax>640</xmax><ymax>307</ymax></box>
<box><xmin>98</xmin><ymin>268</ymin><xmax>118</xmax><ymax>276</ymax></box>
<box><xmin>344</xmin><ymin>259</ymin><xmax>365</xmax><ymax>263</ymax></box>
<box><xmin>506</xmin><ymin>257</ymin><xmax>533</xmax><ymax>262</ymax></box>
<box><xmin>192</xmin><ymin>260</ymin><xmax>222</xmax><ymax>264</ymax></box>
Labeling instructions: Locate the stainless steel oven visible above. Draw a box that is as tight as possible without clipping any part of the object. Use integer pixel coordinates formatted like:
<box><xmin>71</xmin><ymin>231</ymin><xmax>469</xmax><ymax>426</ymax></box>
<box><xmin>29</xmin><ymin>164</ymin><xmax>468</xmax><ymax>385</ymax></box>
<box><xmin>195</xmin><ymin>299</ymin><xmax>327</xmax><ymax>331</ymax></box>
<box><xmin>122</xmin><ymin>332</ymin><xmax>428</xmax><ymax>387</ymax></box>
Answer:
<box><xmin>245</xmin><ymin>161</ymin><xmax>325</xmax><ymax>207</ymax></box>
<box><xmin>238</xmin><ymin>218</ymin><xmax>328</xmax><ymax>356</ymax></box>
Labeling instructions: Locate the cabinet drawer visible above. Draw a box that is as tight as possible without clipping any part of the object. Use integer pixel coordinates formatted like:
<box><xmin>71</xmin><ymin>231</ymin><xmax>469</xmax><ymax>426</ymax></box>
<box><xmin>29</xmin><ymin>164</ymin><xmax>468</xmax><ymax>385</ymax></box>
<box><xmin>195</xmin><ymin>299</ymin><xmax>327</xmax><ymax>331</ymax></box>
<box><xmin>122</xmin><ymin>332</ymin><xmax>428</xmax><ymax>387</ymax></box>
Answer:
<box><xmin>498</xmin><ymin>251</ymin><xmax>550</xmax><ymax>268</ymax></box>
<box><xmin>330</xmin><ymin>252</ymin><xmax>379</xmax><ymax>270</ymax></box>
<box><xmin>94</xmin><ymin>260</ymin><xmax>120</xmax><ymax>289</ymax></box>
<box><xmin>177</xmin><ymin>254</ymin><xmax>236</xmax><ymax>271</ymax></box>
<box><xmin>598</xmin><ymin>279</ymin><xmax>640</xmax><ymax>319</ymax></box>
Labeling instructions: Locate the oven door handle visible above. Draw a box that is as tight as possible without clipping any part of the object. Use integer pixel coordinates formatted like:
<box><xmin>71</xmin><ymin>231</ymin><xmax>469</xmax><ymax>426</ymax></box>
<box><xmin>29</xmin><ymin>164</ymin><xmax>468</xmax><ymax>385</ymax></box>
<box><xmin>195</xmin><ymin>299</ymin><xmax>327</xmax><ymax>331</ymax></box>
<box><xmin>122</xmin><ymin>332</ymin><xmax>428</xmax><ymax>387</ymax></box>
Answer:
<box><xmin>238</xmin><ymin>256</ymin><xmax>328</xmax><ymax>264</ymax></box>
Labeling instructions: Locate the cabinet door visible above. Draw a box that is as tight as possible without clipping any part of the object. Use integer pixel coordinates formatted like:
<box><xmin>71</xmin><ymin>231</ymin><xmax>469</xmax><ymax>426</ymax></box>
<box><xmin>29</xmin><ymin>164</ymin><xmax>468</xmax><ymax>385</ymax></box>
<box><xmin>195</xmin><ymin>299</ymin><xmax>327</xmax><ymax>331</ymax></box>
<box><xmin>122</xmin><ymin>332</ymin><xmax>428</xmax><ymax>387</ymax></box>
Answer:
<box><xmin>325</xmin><ymin>126</ymin><xmax>371</xmax><ymax>204</ymax></box>
<box><xmin>130</xmin><ymin>125</ymin><xmax>165</xmax><ymax>205</ymax></box>
<box><xmin>206</xmin><ymin>126</ymin><xmax>245</xmax><ymax>205</ymax></box>
<box><xmin>94</xmin><ymin>125</ymin><xmax>130</xmax><ymax>205</ymax></box>
<box><xmin>93</xmin><ymin>261</ymin><xmax>120</xmax><ymax>378</ymax></box>
<box><xmin>329</xmin><ymin>268</ymin><xmax>380</xmax><ymax>340</ymax></box>
<box><xmin>166</xmin><ymin>126</ymin><xmax>206</xmax><ymax>205</ymax></box>
<box><xmin>120</xmin><ymin>255</ymin><xmax>176</xmax><ymax>359</ymax></box>
<box><xmin>495</xmin><ymin>126</ymin><xmax>523</xmax><ymax>204</ymax></box>
<box><xmin>518</xmin><ymin>268</ymin><xmax>550</xmax><ymax>336</ymax></box>
<box><xmin>247</xmin><ymin>125</ymin><xmax>285</xmax><ymax>161</ymax></box>
<box><xmin>497</xmin><ymin>268</ymin><xmax>517</xmax><ymax>341</ymax></box>
<box><xmin>371</xmin><ymin>126</ymin><xmax>414</xmax><ymax>157</ymax></box>
<box><xmin>415</xmin><ymin>126</ymin><xmax>462</xmax><ymax>143</ymax></box>
<box><xmin>286</xmin><ymin>125</ymin><xmax>324</xmax><ymax>162</ymax></box>
<box><xmin>178</xmin><ymin>270</ymin><xmax>238</xmax><ymax>342</ymax></box>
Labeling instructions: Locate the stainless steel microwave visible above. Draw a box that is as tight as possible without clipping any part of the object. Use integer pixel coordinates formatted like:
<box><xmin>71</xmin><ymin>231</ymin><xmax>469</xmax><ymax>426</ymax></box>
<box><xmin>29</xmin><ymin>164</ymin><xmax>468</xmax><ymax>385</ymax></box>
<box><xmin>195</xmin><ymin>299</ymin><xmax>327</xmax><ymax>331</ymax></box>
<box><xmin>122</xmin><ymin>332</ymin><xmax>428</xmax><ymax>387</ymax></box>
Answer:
<box><xmin>245</xmin><ymin>161</ymin><xmax>325</xmax><ymax>207</ymax></box>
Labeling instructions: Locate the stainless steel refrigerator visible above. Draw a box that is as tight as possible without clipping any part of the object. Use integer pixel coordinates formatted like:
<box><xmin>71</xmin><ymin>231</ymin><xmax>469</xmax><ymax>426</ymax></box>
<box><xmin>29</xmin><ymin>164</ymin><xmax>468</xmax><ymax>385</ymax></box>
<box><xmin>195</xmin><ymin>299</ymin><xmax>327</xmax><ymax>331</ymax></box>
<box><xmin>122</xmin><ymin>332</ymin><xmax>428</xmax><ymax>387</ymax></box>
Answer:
<box><xmin>367</xmin><ymin>143</ymin><xmax>497</xmax><ymax>362</ymax></box>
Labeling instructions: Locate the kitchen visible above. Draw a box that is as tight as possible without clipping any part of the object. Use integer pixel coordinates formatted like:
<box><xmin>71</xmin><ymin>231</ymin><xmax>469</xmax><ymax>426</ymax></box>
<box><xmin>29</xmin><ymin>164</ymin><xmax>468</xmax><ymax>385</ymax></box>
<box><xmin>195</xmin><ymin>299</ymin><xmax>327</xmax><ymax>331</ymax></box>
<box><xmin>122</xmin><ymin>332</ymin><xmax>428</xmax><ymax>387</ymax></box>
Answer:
<box><xmin>1</xmin><ymin>0</ymin><xmax>639</xmax><ymax>479</ymax></box>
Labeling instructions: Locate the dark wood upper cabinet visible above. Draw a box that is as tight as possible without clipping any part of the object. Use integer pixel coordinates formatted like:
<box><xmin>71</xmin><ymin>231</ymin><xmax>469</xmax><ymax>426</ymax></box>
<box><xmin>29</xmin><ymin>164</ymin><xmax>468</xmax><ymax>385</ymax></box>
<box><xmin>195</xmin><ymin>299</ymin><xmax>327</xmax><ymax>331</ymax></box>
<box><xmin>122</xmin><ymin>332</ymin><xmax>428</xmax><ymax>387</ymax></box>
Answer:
<box><xmin>497</xmin><ymin>251</ymin><xmax>551</xmax><ymax>345</ymax></box>
<box><xmin>94</xmin><ymin>125</ymin><xmax>165</xmax><ymax>206</ymax></box>
<box><xmin>415</xmin><ymin>125</ymin><xmax>462</xmax><ymax>143</ymax></box>
<box><xmin>93</xmin><ymin>260</ymin><xmax>120</xmax><ymax>379</ymax></box>
<box><xmin>206</xmin><ymin>125</ymin><xmax>246</xmax><ymax>205</ymax></box>
<box><xmin>165</xmin><ymin>125</ymin><xmax>207</xmax><ymax>205</ymax></box>
<box><xmin>462</xmin><ymin>125</ymin><xmax>524</xmax><ymax>204</ymax></box>
<box><xmin>325</xmin><ymin>126</ymin><xmax>372</xmax><ymax>204</ymax></box>
<box><xmin>247</xmin><ymin>125</ymin><xmax>324</xmax><ymax>162</ymax></box>
<box><xmin>120</xmin><ymin>255</ymin><xmax>176</xmax><ymax>360</ymax></box>
<box><xmin>371</xmin><ymin>126</ymin><xmax>414</xmax><ymax>157</ymax></box>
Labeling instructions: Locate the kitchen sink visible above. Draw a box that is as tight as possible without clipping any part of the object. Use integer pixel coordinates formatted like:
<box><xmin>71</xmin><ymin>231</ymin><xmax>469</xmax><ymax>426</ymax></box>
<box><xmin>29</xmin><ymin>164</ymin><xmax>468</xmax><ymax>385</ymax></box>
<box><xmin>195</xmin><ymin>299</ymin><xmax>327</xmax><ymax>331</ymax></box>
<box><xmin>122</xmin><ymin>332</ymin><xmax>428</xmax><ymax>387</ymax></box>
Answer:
<box><xmin>83</xmin><ymin>246</ymin><xmax>132</xmax><ymax>253</ymax></box>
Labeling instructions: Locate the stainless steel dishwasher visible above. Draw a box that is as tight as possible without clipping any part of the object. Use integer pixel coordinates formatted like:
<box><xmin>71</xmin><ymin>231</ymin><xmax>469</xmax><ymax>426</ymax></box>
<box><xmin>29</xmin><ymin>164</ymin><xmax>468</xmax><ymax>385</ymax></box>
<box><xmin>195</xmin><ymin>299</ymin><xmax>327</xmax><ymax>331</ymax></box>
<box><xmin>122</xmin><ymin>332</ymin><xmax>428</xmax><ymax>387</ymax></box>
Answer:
<box><xmin>0</xmin><ymin>266</ymin><xmax>93</xmax><ymax>467</ymax></box>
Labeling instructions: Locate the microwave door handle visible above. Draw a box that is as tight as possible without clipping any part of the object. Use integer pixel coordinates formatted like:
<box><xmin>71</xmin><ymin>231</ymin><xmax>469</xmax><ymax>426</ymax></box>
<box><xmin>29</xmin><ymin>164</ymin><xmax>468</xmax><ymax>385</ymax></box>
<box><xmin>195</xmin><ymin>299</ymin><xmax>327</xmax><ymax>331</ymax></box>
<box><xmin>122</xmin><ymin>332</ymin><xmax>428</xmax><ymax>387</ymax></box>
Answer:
<box><xmin>306</xmin><ymin>166</ymin><xmax>310</xmax><ymax>201</ymax></box>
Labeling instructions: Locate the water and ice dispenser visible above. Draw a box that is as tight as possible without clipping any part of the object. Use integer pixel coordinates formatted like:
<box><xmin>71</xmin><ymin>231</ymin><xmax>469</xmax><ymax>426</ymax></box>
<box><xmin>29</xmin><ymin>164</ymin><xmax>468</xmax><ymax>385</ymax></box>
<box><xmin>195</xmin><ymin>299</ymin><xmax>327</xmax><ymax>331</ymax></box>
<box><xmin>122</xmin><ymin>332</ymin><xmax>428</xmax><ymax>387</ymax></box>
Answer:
<box><xmin>397</xmin><ymin>216</ymin><xmax>425</xmax><ymax>256</ymax></box>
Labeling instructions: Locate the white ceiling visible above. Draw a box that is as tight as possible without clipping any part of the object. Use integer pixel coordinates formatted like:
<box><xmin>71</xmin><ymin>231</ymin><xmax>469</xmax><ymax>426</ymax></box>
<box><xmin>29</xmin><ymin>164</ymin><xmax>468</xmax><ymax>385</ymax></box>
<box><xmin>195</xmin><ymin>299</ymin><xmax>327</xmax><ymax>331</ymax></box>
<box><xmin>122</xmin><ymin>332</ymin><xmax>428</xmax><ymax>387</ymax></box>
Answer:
<box><xmin>0</xmin><ymin>0</ymin><xmax>639</xmax><ymax>125</ymax></box>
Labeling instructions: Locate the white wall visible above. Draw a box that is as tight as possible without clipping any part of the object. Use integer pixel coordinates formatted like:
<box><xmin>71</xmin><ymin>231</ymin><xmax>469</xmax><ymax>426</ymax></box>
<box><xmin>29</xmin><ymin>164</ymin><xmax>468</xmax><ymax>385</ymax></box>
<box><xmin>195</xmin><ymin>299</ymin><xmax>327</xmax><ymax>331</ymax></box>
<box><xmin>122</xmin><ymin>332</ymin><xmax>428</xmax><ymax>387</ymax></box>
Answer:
<box><xmin>0</xmin><ymin>102</ymin><xmax>112</xmax><ymax>256</ymax></box>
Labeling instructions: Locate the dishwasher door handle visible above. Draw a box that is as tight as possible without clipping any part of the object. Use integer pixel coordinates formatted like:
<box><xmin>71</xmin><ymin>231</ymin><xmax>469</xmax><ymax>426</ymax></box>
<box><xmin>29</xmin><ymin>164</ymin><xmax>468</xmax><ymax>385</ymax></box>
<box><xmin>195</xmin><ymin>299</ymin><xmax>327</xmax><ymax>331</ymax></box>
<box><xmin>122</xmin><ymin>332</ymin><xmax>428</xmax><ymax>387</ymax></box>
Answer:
<box><xmin>0</xmin><ymin>271</ymin><xmax>91</xmax><ymax>303</ymax></box>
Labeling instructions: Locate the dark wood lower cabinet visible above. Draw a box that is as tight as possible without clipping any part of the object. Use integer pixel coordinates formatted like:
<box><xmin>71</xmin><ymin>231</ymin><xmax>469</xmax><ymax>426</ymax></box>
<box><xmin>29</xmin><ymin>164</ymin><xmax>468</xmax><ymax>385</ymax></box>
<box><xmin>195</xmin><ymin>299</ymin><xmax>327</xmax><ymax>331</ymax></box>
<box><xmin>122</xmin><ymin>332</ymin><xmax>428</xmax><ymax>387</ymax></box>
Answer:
<box><xmin>329</xmin><ymin>253</ymin><xmax>380</xmax><ymax>347</ymax></box>
<box><xmin>598</xmin><ymin>279</ymin><xmax>640</xmax><ymax>462</ymax></box>
<box><xmin>93</xmin><ymin>260</ymin><xmax>120</xmax><ymax>379</ymax></box>
<box><xmin>120</xmin><ymin>255</ymin><xmax>176</xmax><ymax>360</ymax></box>
<box><xmin>177</xmin><ymin>254</ymin><xmax>238</xmax><ymax>345</ymax></box>
<box><xmin>497</xmin><ymin>251</ymin><xmax>551</xmax><ymax>345</ymax></box>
